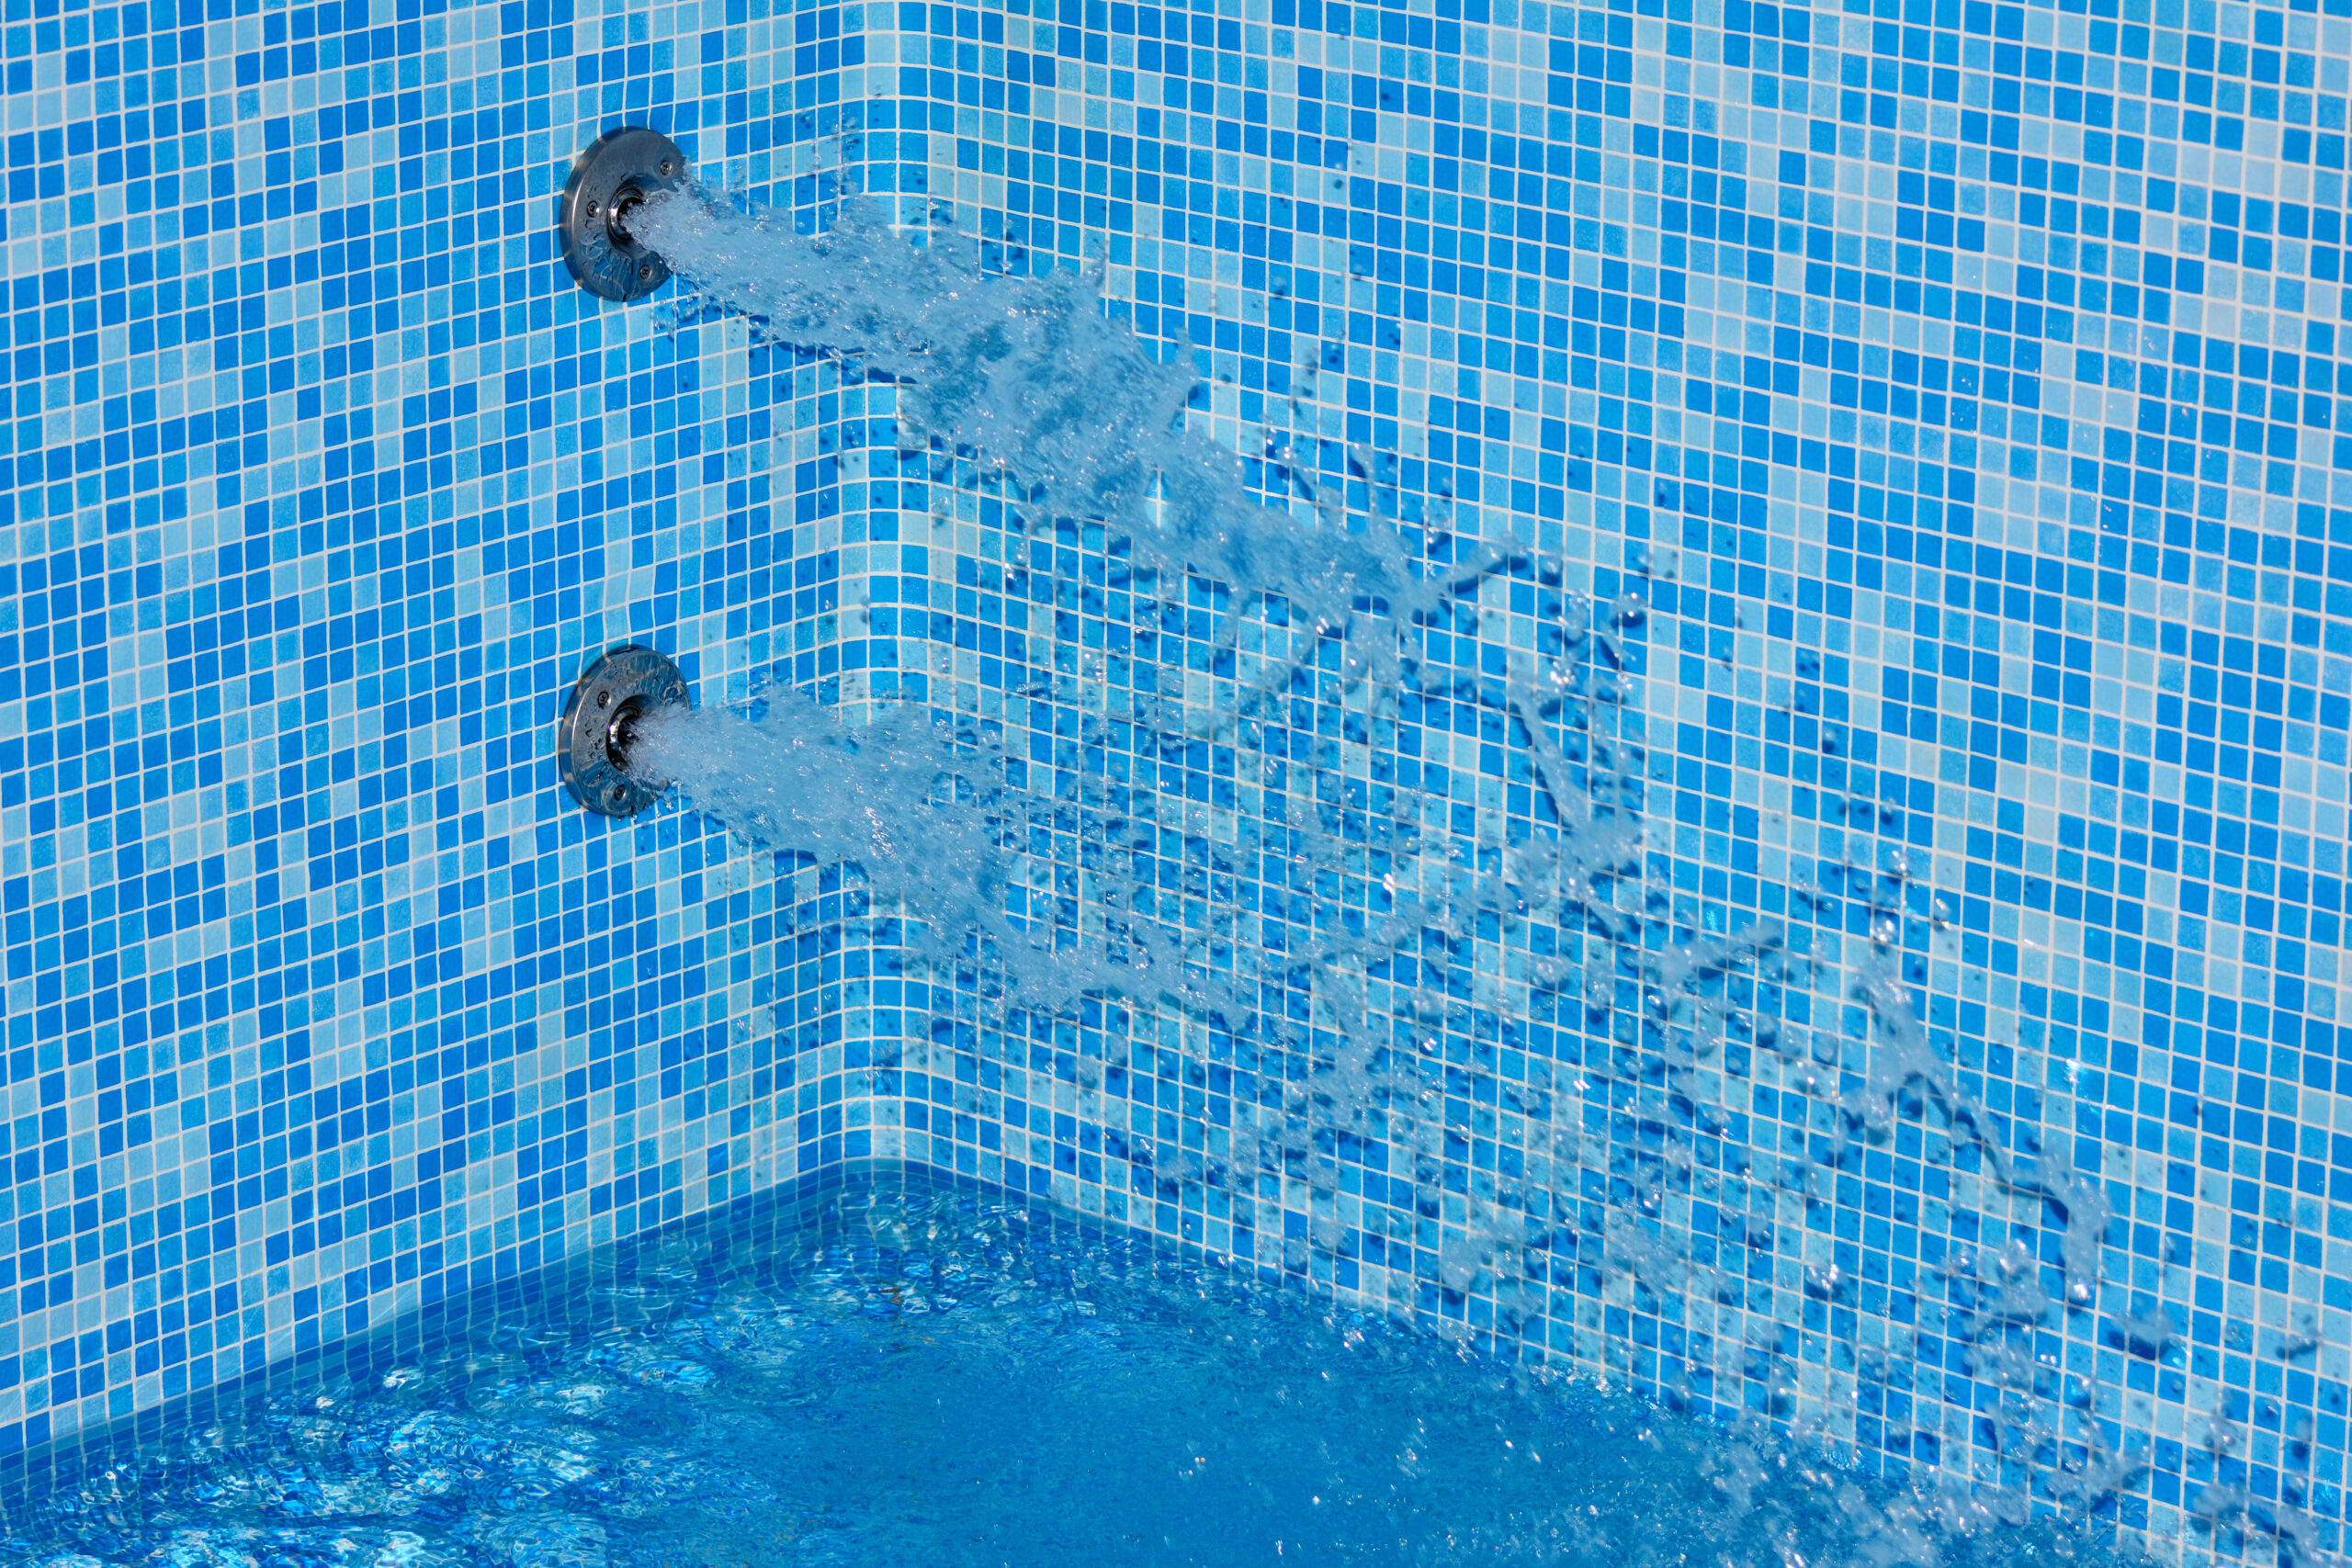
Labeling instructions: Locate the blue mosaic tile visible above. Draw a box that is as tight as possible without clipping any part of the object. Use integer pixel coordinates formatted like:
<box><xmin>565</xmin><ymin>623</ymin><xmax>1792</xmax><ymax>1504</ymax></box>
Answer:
<box><xmin>2</xmin><ymin>0</ymin><xmax>2351</xmax><ymax>1560</ymax></box>
<box><xmin>0</xmin><ymin>0</ymin><xmax>881</xmax><ymax>1452</ymax></box>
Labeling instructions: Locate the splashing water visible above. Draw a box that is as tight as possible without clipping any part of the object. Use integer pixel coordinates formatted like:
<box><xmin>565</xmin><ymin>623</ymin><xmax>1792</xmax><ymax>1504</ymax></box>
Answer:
<box><xmin>630</xmin><ymin>188</ymin><xmax>1488</xmax><ymax>639</ymax></box>
<box><xmin>622</xmin><ymin>689</ymin><xmax>1222</xmax><ymax>1012</ymax></box>
<box><xmin>592</xmin><ymin>187</ymin><xmax>2300</xmax><ymax>1565</ymax></box>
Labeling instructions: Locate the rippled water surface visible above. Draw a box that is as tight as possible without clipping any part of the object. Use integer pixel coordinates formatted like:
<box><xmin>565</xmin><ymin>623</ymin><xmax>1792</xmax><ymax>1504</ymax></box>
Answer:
<box><xmin>0</xmin><ymin>1176</ymin><xmax>2138</xmax><ymax>1567</ymax></box>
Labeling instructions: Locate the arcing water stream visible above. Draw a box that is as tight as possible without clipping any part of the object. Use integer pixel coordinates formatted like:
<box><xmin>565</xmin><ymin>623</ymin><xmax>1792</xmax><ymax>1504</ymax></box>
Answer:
<box><xmin>598</xmin><ymin>184</ymin><xmax>2300</xmax><ymax>1566</ymax></box>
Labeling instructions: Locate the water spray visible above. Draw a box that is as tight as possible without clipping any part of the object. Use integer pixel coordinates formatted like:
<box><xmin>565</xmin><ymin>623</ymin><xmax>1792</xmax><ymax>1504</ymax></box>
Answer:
<box><xmin>524</xmin><ymin>127</ymin><xmax>2182</xmax><ymax>1566</ymax></box>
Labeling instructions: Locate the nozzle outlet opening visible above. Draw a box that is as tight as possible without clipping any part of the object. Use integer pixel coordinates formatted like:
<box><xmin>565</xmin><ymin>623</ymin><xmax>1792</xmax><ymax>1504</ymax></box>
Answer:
<box><xmin>560</xmin><ymin>645</ymin><xmax>690</xmax><ymax>818</ymax></box>
<box><xmin>560</xmin><ymin>128</ymin><xmax>691</xmax><ymax>302</ymax></box>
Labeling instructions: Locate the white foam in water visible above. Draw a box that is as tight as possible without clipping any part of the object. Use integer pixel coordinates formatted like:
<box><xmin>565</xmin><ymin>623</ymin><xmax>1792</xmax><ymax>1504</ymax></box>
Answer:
<box><xmin>614</xmin><ymin>188</ymin><xmax>2271</xmax><ymax>1566</ymax></box>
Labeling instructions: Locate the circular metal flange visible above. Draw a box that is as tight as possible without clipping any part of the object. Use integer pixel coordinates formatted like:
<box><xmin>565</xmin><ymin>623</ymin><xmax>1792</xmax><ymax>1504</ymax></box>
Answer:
<box><xmin>560</xmin><ymin>127</ymin><xmax>691</xmax><ymax>302</ymax></box>
<box><xmin>560</xmin><ymin>645</ymin><xmax>690</xmax><ymax>818</ymax></box>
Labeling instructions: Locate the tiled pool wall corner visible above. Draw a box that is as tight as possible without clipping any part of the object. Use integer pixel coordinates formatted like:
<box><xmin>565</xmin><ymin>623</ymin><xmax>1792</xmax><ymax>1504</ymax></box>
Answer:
<box><xmin>0</xmin><ymin>0</ymin><xmax>887</xmax><ymax>1459</ymax></box>
<box><xmin>10</xmin><ymin>0</ymin><xmax>2352</xmax><ymax>1563</ymax></box>
<box><xmin>842</xmin><ymin>0</ymin><xmax>2352</xmax><ymax>1563</ymax></box>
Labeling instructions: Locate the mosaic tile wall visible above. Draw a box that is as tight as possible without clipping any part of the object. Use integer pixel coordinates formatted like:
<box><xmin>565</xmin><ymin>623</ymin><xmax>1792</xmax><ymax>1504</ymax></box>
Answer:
<box><xmin>0</xmin><ymin>0</ymin><xmax>891</xmax><ymax>1465</ymax></box>
<box><xmin>7</xmin><ymin>0</ymin><xmax>2352</xmax><ymax>1561</ymax></box>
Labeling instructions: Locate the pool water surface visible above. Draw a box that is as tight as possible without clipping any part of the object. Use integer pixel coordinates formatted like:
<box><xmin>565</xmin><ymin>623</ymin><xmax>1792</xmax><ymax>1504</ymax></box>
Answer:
<box><xmin>0</xmin><ymin>1173</ymin><xmax>2137</xmax><ymax>1567</ymax></box>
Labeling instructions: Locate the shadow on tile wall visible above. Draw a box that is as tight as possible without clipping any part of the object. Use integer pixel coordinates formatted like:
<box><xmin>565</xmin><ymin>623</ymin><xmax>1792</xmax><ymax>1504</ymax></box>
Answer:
<box><xmin>9</xmin><ymin>0</ymin><xmax>2352</xmax><ymax>1562</ymax></box>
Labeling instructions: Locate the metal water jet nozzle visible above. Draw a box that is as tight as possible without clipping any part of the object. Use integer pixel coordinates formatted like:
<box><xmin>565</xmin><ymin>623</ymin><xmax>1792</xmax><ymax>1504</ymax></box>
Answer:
<box><xmin>560</xmin><ymin>127</ymin><xmax>691</xmax><ymax>301</ymax></box>
<box><xmin>560</xmin><ymin>645</ymin><xmax>691</xmax><ymax>818</ymax></box>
